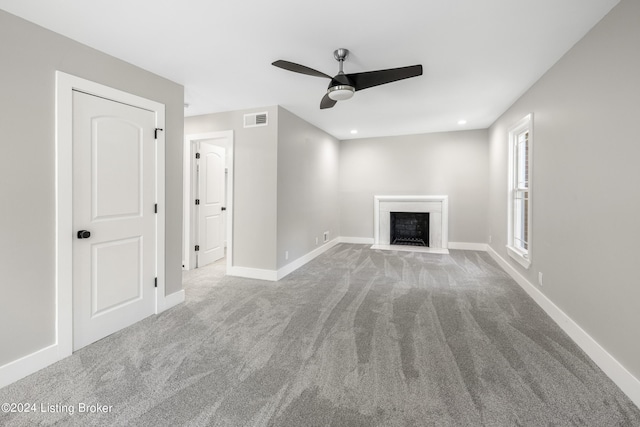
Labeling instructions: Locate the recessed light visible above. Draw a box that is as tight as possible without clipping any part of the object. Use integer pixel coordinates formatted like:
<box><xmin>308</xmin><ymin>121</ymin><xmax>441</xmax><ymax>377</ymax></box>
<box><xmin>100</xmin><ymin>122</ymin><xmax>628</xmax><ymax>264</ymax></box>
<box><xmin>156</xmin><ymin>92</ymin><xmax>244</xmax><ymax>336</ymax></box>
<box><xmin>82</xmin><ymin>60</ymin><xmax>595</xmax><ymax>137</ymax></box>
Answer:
<box><xmin>350</xmin><ymin>129</ymin><xmax>358</xmax><ymax>134</ymax></box>
<box><xmin>457</xmin><ymin>119</ymin><xmax>467</xmax><ymax>125</ymax></box>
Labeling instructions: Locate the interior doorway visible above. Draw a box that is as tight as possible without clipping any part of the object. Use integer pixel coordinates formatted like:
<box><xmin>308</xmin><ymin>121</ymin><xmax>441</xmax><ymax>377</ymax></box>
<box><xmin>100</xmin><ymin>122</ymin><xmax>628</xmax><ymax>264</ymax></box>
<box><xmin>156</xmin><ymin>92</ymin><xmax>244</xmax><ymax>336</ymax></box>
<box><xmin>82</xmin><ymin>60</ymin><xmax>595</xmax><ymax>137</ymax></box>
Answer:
<box><xmin>55</xmin><ymin>71</ymin><xmax>169</xmax><ymax>360</ymax></box>
<box><xmin>183</xmin><ymin>131</ymin><xmax>234</xmax><ymax>271</ymax></box>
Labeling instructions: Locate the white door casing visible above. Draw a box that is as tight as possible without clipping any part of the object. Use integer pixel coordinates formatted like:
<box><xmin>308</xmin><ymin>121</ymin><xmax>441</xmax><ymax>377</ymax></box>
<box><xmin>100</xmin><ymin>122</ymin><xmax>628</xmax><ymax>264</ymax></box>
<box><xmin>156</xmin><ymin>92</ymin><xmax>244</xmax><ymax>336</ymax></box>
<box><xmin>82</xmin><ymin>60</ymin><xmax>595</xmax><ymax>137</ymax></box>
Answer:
<box><xmin>55</xmin><ymin>71</ymin><xmax>167</xmax><ymax>361</ymax></box>
<box><xmin>72</xmin><ymin>91</ymin><xmax>156</xmax><ymax>351</ymax></box>
<box><xmin>197</xmin><ymin>143</ymin><xmax>225</xmax><ymax>267</ymax></box>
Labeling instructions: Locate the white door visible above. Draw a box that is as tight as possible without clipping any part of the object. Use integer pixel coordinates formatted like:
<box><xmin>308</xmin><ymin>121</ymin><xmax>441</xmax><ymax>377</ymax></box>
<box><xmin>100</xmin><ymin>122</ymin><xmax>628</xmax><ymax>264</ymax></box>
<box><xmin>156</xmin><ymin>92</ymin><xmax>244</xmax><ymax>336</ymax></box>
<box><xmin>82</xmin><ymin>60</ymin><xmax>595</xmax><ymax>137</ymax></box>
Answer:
<box><xmin>72</xmin><ymin>90</ymin><xmax>156</xmax><ymax>351</ymax></box>
<box><xmin>197</xmin><ymin>143</ymin><xmax>225</xmax><ymax>267</ymax></box>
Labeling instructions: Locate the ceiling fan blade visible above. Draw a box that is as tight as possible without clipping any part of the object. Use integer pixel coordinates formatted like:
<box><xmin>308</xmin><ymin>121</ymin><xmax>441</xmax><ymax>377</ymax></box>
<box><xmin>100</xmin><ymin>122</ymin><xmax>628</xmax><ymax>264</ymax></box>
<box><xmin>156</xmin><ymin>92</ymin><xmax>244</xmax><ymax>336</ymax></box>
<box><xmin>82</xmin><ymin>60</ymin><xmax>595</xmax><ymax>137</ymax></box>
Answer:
<box><xmin>272</xmin><ymin>60</ymin><xmax>332</xmax><ymax>79</ymax></box>
<box><xmin>347</xmin><ymin>65</ymin><xmax>423</xmax><ymax>91</ymax></box>
<box><xmin>320</xmin><ymin>93</ymin><xmax>337</xmax><ymax>109</ymax></box>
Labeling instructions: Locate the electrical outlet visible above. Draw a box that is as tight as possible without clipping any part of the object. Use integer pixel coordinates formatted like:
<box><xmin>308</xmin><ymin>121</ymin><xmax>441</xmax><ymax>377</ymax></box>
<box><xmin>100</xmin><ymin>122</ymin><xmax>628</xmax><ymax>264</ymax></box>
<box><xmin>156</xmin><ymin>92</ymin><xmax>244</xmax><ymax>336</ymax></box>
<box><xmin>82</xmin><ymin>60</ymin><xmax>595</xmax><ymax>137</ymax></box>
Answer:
<box><xmin>323</xmin><ymin>231</ymin><xmax>329</xmax><ymax>242</ymax></box>
<box><xmin>285</xmin><ymin>251</ymin><xmax>289</xmax><ymax>261</ymax></box>
<box><xmin>489</xmin><ymin>235</ymin><xmax>492</xmax><ymax>244</ymax></box>
<box><xmin>538</xmin><ymin>272</ymin><xmax>543</xmax><ymax>287</ymax></box>
<box><xmin>315</xmin><ymin>237</ymin><xmax>319</xmax><ymax>245</ymax></box>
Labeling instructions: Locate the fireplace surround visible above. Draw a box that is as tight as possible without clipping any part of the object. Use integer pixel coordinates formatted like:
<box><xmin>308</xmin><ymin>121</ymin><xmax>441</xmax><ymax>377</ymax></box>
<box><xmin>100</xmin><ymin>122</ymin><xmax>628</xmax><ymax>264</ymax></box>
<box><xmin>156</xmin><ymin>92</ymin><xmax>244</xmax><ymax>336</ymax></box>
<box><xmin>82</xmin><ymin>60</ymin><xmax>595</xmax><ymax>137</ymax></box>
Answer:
<box><xmin>372</xmin><ymin>195</ymin><xmax>449</xmax><ymax>254</ymax></box>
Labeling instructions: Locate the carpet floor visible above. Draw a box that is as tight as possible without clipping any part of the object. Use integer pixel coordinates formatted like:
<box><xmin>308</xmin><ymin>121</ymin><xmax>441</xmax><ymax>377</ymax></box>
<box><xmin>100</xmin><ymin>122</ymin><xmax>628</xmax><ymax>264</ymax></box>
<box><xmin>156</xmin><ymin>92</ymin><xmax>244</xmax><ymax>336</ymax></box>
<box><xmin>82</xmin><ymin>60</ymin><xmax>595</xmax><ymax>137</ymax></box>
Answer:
<box><xmin>1</xmin><ymin>244</ymin><xmax>639</xmax><ymax>426</ymax></box>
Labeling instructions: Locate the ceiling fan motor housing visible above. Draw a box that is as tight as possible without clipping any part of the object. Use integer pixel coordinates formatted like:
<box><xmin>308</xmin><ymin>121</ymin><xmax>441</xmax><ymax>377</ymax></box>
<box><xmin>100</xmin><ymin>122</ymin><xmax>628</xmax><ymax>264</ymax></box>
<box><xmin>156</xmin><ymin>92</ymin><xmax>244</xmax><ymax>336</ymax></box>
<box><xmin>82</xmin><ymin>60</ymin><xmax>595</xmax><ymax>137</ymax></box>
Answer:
<box><xmin>327</xmin><ymin>73</ymin><xmax>355</xmax><ymax>100</ymax></box>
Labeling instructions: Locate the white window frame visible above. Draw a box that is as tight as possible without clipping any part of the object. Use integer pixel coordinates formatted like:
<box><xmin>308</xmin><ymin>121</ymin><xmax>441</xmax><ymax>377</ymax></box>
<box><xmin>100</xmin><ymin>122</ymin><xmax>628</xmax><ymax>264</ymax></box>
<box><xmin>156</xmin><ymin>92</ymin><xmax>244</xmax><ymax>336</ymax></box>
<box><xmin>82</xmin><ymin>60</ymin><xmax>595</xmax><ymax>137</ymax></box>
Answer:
<box><xmin>507</xmin><ymin>113</ymin><xmax>533</xmax><ymax>269</ymax></box>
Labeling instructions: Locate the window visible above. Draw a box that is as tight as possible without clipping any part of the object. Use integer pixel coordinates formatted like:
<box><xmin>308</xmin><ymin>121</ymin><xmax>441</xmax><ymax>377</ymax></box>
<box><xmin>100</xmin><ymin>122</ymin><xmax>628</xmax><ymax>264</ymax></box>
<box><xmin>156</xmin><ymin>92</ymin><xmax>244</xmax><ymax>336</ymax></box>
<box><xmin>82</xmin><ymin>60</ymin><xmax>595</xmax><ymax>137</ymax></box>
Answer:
<box><xmin>507</xmin><ymin>114</ymin><xmax>532</xmax><ymax>268</ymax></box>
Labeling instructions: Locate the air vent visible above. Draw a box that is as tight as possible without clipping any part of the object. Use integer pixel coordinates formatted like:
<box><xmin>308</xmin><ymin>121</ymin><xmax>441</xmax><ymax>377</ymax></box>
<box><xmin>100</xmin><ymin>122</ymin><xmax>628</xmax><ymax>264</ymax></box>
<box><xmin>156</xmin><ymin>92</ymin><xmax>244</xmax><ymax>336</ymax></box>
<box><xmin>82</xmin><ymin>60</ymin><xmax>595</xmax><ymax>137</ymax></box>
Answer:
<box><xmin>244</xmin><ymin>112</ymin><xmax>268</xmax><ymax>128</ymax></box>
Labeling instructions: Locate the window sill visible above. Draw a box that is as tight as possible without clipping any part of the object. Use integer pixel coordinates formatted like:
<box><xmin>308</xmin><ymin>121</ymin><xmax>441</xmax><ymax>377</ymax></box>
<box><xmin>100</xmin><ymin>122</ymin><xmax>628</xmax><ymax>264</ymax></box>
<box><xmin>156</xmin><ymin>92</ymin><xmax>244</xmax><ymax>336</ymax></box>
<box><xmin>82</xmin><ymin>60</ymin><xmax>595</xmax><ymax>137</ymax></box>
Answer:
<box><xmin>506</xmin><ymin>245</ymin><xmax>531</xmax><ymax>269</ymax></box>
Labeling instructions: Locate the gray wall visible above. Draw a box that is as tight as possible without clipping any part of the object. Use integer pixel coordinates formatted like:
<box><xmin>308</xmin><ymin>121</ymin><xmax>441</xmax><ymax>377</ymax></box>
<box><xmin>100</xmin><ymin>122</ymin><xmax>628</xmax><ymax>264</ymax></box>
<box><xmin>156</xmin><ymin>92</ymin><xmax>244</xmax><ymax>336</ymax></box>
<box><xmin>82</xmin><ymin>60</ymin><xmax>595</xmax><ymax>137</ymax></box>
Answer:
<box><xmin>339</xmin><ymin>130</ymin><xmax>489</xmax><ymax>243</ymax></box>
<box><xmin>276</xmin><ymin>107</ymin><xmax>340</xmax><ymax>269</ymax></box>
<box><xmin>0</xmin><ymin>11</ymin><xmax>184</xmax><ymax>366</ymax></box>
<box><xmin>487</xmin><ymin>0</ymin><xmax>640</xmax><ymax>379</ymax></box>
<box><xmin>185</xmin><ymin>107</ymin><xmax>279</xmax><ymax>270</ymax></box>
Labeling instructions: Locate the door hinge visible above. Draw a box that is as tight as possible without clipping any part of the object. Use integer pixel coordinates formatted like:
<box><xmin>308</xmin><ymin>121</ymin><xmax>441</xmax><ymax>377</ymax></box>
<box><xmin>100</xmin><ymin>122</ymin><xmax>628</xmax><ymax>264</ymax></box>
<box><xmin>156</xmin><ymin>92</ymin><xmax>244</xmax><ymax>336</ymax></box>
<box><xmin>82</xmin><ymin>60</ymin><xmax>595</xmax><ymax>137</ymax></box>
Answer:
<box><xmin>195</xmin><ymin>199</ymin><xmax>200</xmax><ymax>205</ymax></box>
<box><xmin>195</xmin><ymin>152</ymin><xmax>200</xmax><ymax>159</ymax></box>
<box><xmin>154</xmin><ymin>128</ymin><xmax>164</xmax><ymax>139</ymax></box>
<box><xmin>154</xmin><ymin>203</ymin><xmax>158</xmax><ymax>213</ymax></box>
<box><xmin>154</xmin><ymin>277</ymin><xmax>158</xmax><ymax>288</ymax></box>
<box><xmin>195</xmin><ymin>245</ymin><xmax>200</xmax><ymax>252</ymax></box>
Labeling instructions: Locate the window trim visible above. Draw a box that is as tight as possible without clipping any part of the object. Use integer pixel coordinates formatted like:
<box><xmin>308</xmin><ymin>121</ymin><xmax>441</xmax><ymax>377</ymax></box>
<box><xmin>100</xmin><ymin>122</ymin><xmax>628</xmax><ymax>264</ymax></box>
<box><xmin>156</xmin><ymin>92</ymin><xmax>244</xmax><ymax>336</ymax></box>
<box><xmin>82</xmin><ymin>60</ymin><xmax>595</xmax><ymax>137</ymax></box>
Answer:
<box><xmin>506</xmin><ymin>113</ymin><xmax>533</xmax><ymax>269</ymax></box>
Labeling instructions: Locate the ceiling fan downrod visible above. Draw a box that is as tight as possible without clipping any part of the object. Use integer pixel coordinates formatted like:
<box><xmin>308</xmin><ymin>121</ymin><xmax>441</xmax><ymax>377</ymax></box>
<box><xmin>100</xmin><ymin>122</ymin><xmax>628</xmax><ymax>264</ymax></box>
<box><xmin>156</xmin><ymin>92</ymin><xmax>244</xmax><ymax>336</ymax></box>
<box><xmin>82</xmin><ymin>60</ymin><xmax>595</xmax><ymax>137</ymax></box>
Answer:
<box><xmin>334</xmin><ymin>48</ymin><xmax>349</xmax><ymax>74</ymax></box>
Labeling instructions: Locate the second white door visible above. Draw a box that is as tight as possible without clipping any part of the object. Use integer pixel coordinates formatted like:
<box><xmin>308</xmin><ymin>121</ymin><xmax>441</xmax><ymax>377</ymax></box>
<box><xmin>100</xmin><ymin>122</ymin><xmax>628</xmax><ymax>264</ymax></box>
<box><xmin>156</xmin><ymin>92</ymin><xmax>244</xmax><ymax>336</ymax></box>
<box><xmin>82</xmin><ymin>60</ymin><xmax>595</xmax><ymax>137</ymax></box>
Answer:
<box><xmin>197</xmin><ymin>143</ymin><xmax>225</xmax><ymax>267</ymax></box>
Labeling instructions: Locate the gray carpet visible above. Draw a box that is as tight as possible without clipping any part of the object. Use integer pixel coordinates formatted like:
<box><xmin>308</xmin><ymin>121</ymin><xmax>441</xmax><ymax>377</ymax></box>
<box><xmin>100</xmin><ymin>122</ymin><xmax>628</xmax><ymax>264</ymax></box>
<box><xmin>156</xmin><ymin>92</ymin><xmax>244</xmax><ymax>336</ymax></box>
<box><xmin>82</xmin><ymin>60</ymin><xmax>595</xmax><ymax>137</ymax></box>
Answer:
<box><xmin>1</xmin><ymin>244</ymin><xmax>639</xmax><ymax>426</ymax></box>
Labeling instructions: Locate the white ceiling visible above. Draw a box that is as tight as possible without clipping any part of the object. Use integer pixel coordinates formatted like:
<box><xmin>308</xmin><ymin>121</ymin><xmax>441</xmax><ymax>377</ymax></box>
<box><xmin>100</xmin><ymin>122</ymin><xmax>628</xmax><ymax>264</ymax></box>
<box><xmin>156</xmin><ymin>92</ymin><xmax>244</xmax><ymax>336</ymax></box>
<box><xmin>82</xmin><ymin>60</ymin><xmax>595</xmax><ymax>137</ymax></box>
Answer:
<box><xmin>0</xmin><ymin>0</ymin><xmax>618</xmax><ymax>140</ymax></box>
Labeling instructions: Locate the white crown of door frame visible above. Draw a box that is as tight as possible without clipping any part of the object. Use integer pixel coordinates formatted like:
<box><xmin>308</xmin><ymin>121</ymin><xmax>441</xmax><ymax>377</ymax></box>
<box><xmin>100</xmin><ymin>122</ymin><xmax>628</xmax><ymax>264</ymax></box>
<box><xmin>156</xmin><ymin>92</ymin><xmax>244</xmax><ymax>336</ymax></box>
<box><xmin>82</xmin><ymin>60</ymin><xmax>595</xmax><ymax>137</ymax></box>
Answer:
<box><xmin>183</xmin><ymin>131</ymin><xmax>234</xmax><ymax>273</ymax></box>
<box><xmin>55</xmin><ymin>71</ymin><xmax>167</xmax><ymax>358</ymax></box>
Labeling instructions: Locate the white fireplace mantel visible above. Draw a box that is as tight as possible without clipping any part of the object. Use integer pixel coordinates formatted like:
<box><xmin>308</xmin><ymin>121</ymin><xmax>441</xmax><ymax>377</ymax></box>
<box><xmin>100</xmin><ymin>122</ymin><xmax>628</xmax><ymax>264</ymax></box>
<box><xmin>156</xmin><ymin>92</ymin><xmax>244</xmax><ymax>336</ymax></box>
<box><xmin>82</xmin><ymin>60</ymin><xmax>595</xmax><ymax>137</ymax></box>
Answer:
<box><xmin>373</xmin><ymin>195</ymin><xmax>449</xmax><ymax>254</ymax></box>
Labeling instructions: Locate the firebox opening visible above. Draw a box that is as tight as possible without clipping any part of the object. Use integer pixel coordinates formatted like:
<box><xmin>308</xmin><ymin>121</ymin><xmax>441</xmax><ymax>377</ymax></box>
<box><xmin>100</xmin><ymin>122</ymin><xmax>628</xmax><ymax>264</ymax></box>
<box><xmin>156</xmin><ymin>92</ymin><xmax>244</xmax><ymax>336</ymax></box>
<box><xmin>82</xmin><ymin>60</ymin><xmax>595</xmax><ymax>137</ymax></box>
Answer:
<box><xmin>390</xmin><ymin>212</ymin><xmax>430</xmax><ymax>247</ymax></box>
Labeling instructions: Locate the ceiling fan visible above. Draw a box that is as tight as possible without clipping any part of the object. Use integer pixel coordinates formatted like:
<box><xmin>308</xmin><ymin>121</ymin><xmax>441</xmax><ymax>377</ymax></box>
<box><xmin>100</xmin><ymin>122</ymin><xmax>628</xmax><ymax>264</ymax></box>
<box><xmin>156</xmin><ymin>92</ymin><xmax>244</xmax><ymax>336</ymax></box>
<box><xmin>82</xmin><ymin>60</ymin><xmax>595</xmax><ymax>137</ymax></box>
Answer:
<box><xmin>272</xmin><ymin>48</ymin><xmax>423</xmax><ymax>109</ymax></box>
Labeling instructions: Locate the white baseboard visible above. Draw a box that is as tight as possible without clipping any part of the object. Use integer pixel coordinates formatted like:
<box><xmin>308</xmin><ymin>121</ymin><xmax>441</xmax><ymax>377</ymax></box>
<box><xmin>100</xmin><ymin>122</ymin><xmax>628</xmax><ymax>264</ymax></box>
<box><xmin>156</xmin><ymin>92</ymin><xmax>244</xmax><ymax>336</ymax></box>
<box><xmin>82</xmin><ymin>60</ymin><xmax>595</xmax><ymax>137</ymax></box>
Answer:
<box><xmin>339</xmin><ymin>236</ymin><xmax>375</xmax><ymax>244</ymax></box>
<box><xmin>486</xmin><ymin>245</ymin><xmax>640</xmax><ymax>408</ymax></box>
<box><xmin>227</xmin><ymin>239</ymin><xmax>342</xmax><ymax>282</ymax></box>
<box><xmin>448</xmin><ymin>242</ymin><xmax>488</xmax><ymax>251</ymax></box>
<box><xmin>227</xmin><ymin>265</ymin><xmax>278</xmax><ymax>281</ymax></box>
<box><xmin>0</xmin><ymin>343</ymin><xmax>60</xmax><ymax>389</ymax></box>
<box><xmin>277</xmin><ymin>238</ymin><xmax>340</xmax><ymax>280</ymax></box>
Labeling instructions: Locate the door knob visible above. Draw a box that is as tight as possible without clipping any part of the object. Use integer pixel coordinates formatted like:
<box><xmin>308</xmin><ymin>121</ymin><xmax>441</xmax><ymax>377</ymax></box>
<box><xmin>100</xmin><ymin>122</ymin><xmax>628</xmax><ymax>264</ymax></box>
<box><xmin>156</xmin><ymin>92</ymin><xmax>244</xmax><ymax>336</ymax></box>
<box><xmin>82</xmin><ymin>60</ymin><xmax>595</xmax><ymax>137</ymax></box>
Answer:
<box><xmin>77</xmin><ymin>230</ymin><xmax>91</xmax><ymax>239</ymax></box>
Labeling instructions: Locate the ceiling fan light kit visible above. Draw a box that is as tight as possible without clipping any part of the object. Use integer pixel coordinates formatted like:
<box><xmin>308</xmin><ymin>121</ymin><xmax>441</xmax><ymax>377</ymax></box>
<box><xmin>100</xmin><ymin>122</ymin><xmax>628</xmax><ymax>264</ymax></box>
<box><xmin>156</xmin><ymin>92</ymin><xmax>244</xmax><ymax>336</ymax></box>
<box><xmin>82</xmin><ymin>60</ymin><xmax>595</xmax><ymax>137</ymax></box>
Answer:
<box><xmin>272</xmin><ymin>48</ymin><xmax>423</xmax><ymax>109</ymax></box>
<box><xmin>327</xmin><ymin>85</ymin><xmax>355</xmax><ymax>101</ymax></box>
